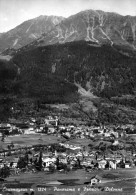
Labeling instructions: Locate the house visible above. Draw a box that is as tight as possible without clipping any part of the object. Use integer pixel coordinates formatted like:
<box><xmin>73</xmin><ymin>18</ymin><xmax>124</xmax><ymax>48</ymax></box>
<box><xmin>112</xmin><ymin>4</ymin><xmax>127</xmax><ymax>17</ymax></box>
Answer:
<box><xmin>0</xmin><ymin>163</ymin><xmax>4</xmax><ymax>168</ymax></box>
<box><xmin>112</xmin><ymin>140</ymin><xmax>119</xmax><ymax>146</ymax></box>
<box><xmin>98</xmin><ymin>159</ymin><xmax>107</xmax><ymax>169</ymax></box>
<box><xmin>113</xmin><ymin>131</ymin><xmax>119</xmax><ymax>138</ymax></box>
<box><xmin>90</xmin><ymin>175</ymin><xmax>101</xmax><ymax>186</ymax></box>
<box><xmin>48</xmin><ymin>125</ymin><xmax>55</xmax><ymax>134</ymax></box>
<box><xmin>42</xmin><ymin>157</ymin><xmax>56</xmax><ymax>167</ymax></box>
<box><xmin>104</xmin><ymin>132</ymin><xmax>111</xmax><ymax>137</ymax></box>
<box><xmin>83</xmin><ymin>151</ymin><xmax>89</xmax><ymax>157</ymax></box>
<box><xmin>45</xmin><ymin>117</ymin><xmax>58</xmax><ymax>127</ymax></box>
<box><xmin>81</xmin><ymin>161</ymin><xmax>89</xmax><ymax>167</ymax></box>
<box><xmin>115</xmin><ymin>157</ymin><xmax>122</xmax><ymax>164</ymax></box>
<box><xmin>12</xmin><ymin>162</ymin><xmax>18</xmax><ymax>168</ymax></box>
<box><xmin>64</xmin><ymin>132</ymin><xmax>71</xmax><ymax>138</ymax></box>
<box><xmin>59</xmin><ymin>158</ymin><xmax>67</xmax><ymax>164</ymax></box>
<box><xmin>109</xmin><ymin>160</ymin><xmax>117</xmax><ymax>169</ymax></box>
<box><xmin>11</xmin><ymin>158</ymin><xmax>19</xmax><ymax>168</ymax></box>
<box><xmin>125</xmin><ymin>161</ymin><xmax>131</xmax><ymax>168</ymax></box>
<box><xmin>35</xmin><ymin>128</ymin><xmax>42</xmax><ymax>133</ymax></box>
<box><xmin>76</xmin><ymin>152</ymin><xmax>83</xmax><ymax>157</ymax></box>
<box><xmin>24</xmin><ymin>127</ymin><xmax>35</xmax><ymax>134</ymax></box>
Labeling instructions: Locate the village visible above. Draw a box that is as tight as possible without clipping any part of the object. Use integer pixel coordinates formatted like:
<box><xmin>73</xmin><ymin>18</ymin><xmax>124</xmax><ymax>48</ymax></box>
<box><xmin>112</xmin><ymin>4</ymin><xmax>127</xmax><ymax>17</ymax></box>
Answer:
<box><xmin>0</xmin><ymin>114</ymin><xmax>136</xmax><ymax>191</ymax></box>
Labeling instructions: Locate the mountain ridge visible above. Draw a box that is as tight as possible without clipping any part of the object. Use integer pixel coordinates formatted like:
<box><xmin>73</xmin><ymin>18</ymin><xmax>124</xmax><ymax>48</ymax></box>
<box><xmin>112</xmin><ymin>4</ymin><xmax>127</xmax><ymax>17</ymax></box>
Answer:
<box><xmin>36</xmin><ymin>9</ymin><xmax>136</xmax><ymax>48</ymax></box>
<box><xmin>0</xmin><ymin>15</ymin><xmax>64</xmax><ymax>52</ymax></box>
<box><xmin>1</xmin><ymin>9</ymin><xmax>136</xmax><ymax>53</ymax></box>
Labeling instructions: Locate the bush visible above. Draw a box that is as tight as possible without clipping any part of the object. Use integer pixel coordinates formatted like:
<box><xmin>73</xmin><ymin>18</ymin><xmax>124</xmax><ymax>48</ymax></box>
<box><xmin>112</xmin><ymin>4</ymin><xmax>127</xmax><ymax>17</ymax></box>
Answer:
<box><xmin>0</xmin><ymin>165</ymin><xmax>10</xmax><ymax>178</ymax></box>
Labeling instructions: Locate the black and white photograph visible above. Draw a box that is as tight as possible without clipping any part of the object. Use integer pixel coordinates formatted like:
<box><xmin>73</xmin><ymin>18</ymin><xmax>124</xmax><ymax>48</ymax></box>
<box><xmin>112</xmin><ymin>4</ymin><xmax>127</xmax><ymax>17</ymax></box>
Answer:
<box><xmin>0</xmin><ymin>0</ymin><xmax>136</xmax><ymax>194</ymax></box>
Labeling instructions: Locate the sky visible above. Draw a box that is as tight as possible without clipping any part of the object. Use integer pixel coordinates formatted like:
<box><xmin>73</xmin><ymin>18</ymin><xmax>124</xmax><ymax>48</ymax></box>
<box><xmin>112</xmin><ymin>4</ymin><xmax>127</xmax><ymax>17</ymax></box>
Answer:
<box><xmin>0</xmin><ymin>0</ymin><xmax>136</xmax><ymax>32</ymax></box>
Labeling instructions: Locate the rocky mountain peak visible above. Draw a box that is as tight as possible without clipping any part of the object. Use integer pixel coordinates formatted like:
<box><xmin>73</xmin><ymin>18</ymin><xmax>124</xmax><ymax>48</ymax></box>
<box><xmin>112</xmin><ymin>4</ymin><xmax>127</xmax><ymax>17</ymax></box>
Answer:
<box><xmin>17</xmin><ymin>9</ymin><xmax>135</xmax><ymax>52</ymax></box>
<box><xmin>1</xmin><ymin>9</ymin><xmax>136</xmax><ymax>53</ymax></box>
<box><xmin>0</xmin><ymin>15</ymin><xmax>64</xmax><ymax>52</ymax></box>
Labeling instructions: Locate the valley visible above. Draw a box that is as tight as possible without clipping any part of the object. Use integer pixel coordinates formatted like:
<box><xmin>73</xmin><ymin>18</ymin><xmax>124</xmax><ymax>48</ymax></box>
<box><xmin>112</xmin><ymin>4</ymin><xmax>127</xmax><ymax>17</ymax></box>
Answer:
<box><xmin>0</xmin><ymin>8</ymin><xmax>136</xmax><ymax>195</ymax></box>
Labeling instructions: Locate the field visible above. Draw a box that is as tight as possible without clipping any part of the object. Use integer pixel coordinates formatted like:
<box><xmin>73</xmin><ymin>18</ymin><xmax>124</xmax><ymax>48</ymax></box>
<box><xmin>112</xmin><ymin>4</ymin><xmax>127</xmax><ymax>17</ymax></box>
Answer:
<box><xmin>4</xmin><ymin>167</ymin><xmax>136</xmax><ymax>195</ymax></box>
<box><xmin>0</xmin><ymin>134</ymin><xmax>64</xmax><ymax>150</ymax></box>
<box><xmin>0</xmin><ymin>134</ymin><xmax>93</xmax><ymax>151</ymax></box>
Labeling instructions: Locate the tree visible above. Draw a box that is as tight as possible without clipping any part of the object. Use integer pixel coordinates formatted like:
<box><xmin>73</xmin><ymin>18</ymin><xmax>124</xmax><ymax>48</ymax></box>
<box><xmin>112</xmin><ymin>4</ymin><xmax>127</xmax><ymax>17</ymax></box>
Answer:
<box><xmin>105</xmin><ymin>161</ymin><xmax>110</xmax><ymax>169</ymax></box>
<box><xmin>17</xmin><ymin>157</ymin><xmax>27</xmax><ymax>169</ymax></box>
<box><xmin>49</xmin><ymin>163</ymin><xmax>55</xmax><ymax>172</ymax></box>
<box><xmin>10</xmin><ymin>162</ymin><xmax>13</xmax><ymax>167</ymax></box>
<box><xmin>0</xmin><ymin>97</ymin><xmax>13</xmax><ymax>122</ymax></box>
<box><xmin>10</xmin><ymin>142</ymin><xmax>14</xmax><ymax>148</ymax></box>
<box><xmin>24</xmin><ymin>153</ymin><xmax>29</xmax><ymax>164</ymax></box>
<box><xmin>38</xmin><ymin>151</ymin><xmax>43</xmax><ymax>171</ymax></box>
<box><xmin>76</xmin><ymin>157</ymin><xmax>81</xmax><ymax>168</ymax></box>
<box><xmin>96</xmin><ymin>103</ymin><xmax>121</xmax><ymax>126</ymax></box>
<box><xmin>73</xmin><ymin>98</ymin><xmax>95</xmax><ymax>123</ymax></box>
<box><xmin>56</xmin><ymin>157</ymin><xmax>60</xmax><ymax>169</ymax></box>
<box><xmin>0</xmin><ymin>165</ymin><xmax>10</xmax><ymax>178</ymax></box>
<box><xmin>1</xmin><ymin>133</ymin><xmax>5</xmax><ymax>142</ymax></box>
<box><xmin>30</xmin><ymin>158</ymin><xmax>33</xmax><ymax>164</ymax></box>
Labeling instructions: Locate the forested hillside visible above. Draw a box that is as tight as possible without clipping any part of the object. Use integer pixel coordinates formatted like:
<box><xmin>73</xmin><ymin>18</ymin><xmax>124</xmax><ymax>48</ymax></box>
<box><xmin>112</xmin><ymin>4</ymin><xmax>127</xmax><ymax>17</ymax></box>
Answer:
<box><xmin>12</xmin><ymin>41</ymin><xmax>136</xmax><ymax>102</ymax></box>
<box><xmin>0</xmin><ymin>59</ymin><xmax>18</xmax><ymax>94</ymax></box>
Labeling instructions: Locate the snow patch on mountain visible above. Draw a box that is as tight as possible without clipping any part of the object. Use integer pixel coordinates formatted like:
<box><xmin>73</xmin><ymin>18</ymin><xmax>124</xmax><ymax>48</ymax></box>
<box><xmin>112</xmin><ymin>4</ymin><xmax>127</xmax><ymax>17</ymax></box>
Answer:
<box><xmin>26</xmin><ymin>23</ymin><xmax>33</xmax><ymax>33</ymax></box>
<box><xmin>29</xmin><ymin>33</ymin><xmax>38</xmax><ymax>39</ymax></box>
<box><xmin>52</xmin><ymin>16</ymin><xmax>62</xmax><ymax>25</ymax></box>
<box><xmin>99</xmin><ymin>27</ymin><xmax>113</xmax><ymax>46</ymax></box>
<box><xmin>13</xmin><ymin>39</ymin><xmax>18</xmax><ymax>47</ymax></box>
<box><xmin>52</xmin><ymin>63</ymin><xmax>56</xmax><ymax>73</ymax></box>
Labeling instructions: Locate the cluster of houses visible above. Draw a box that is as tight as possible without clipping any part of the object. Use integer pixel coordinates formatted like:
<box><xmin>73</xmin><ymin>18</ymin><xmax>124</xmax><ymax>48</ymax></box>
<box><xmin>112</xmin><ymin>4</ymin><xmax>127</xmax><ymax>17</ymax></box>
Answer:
<box><xmin>0</xmin><ymin>116</ymin><xmax>135</xmax><ymax>138</ymax></box>
<box><xmin>0</xmin><ymin>116</ymin><xmax>59</xmax><ymax>135</ymax></box>
<box><xmin>0</xmin><ymin>116</ymin><xmax>136</xmax><ymax>180</ymax></box>
<box><xmin>0</xmin><ymin>139</ymin><xmax>135</xmax><ymax>177</ymax></box>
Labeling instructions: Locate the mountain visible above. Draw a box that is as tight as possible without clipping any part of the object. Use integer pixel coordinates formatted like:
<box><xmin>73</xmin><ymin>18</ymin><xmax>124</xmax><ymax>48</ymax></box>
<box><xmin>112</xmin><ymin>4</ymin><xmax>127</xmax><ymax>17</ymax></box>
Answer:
<box><xmin>0</xmin><ymin>15</ymin><xmax>64</xmax><ymax>52</ymax></box>
<box><xmin>1</xmin><ymin>10</ymin><xmax>136</xmax><ymax>103</ymax></box>
<box><xmin>19</xmin><ymin>10</ymin><xmax>136</xmax><ymax>52</ymax></box>
<box><xmin>0</xmin><ymin>33</ymin><xmax>3</xmax><ymax>37</ymax></box>
<box><xmin>1</xmin><ymin>10</ymin><xmax>136</xmax><ymax>54</ymax></box>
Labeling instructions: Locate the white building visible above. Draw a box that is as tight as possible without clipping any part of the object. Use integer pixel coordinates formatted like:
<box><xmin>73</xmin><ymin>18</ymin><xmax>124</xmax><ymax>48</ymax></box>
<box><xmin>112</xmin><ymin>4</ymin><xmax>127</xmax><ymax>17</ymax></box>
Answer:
<box><xmin>42</xmin><ymin>157</ymin><xmax>56</xmax><ymax>167</ymax></box>
<box><xmin>109</xmin><ymin>160</ymin><xmax>117</xmax><ymax>169</ymax></box>
<box><xmin>98</xmin><ymin>160</ymin><xmax>107</xmax><ymax>169</ymax></box>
